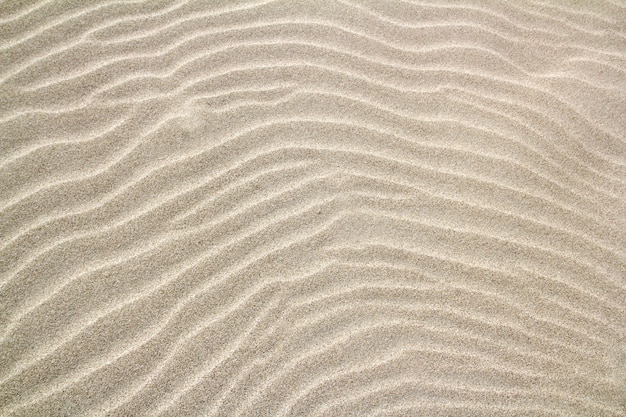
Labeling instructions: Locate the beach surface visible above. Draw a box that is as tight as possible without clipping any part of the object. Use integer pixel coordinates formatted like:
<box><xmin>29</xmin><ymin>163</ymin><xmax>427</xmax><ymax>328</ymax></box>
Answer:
<box><xmin>1</xmin><ymin>1</ymin><xmax>625</xmax><ymax>416</ymax></box>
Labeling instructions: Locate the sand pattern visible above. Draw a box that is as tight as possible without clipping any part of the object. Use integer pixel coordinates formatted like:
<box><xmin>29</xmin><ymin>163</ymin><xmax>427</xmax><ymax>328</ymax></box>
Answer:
<box><xmin>1</xmin><ymin>0</ymin><xmax>625</xmax><ymax>416</ymax></box>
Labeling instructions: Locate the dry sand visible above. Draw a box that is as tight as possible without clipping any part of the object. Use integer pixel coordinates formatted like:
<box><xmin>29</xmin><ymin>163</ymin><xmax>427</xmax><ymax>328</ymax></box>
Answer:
<box><xmin>1</xmin><ymin>0</ymin><xmax>625</xmax><ymax>416</ymax></box>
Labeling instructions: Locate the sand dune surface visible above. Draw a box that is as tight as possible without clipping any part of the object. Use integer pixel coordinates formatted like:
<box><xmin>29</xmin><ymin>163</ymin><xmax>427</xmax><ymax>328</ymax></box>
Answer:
<box><xmin>1</xmin><ymin>0</ymin><xmax>625</xmax><ymax>416</ymax></box>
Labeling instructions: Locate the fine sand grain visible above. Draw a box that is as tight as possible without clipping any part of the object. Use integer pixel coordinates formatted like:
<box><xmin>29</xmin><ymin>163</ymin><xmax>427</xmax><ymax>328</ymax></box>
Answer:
<box><xmin>1</xmin><ymin>1</ymin><xmax>625</xmax><ymax>416</ymax></box>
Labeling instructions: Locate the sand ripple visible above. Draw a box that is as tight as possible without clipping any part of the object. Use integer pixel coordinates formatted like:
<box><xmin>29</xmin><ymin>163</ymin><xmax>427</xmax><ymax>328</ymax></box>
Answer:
<box><xmin>1</xmin><ymin>0</ymin><xmax>625</xmax><ymax>416</ymax></box>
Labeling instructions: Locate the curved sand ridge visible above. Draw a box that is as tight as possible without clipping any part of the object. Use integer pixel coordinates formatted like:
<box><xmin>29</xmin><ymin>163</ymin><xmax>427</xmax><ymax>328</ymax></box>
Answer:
<box><xmin>1</xmin><ymin>0</ymin><xmax>625</xmax><ymax>416</ymax></box>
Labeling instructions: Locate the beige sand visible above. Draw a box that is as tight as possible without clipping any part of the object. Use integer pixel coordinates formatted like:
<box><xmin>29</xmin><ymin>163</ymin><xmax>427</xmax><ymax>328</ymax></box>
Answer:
<box><xmin>1</xmin><ymin>0</ymin><xmax>625</xmax><ymax>416</ymax></box>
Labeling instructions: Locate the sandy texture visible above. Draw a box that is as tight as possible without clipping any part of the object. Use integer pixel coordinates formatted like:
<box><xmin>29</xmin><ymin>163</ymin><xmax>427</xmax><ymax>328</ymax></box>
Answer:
<box><xmin>1</xmin><ymin>0</ymin><xmax>625</xmax><ymax>416</ymax></box>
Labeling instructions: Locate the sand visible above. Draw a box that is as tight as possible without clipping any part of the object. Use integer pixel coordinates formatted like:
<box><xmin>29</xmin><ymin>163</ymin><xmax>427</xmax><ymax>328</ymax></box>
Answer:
<box><xmin>0</xmin><ymin>0</ymin><xmax>625</xmax><ymax>416</ymax></box>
